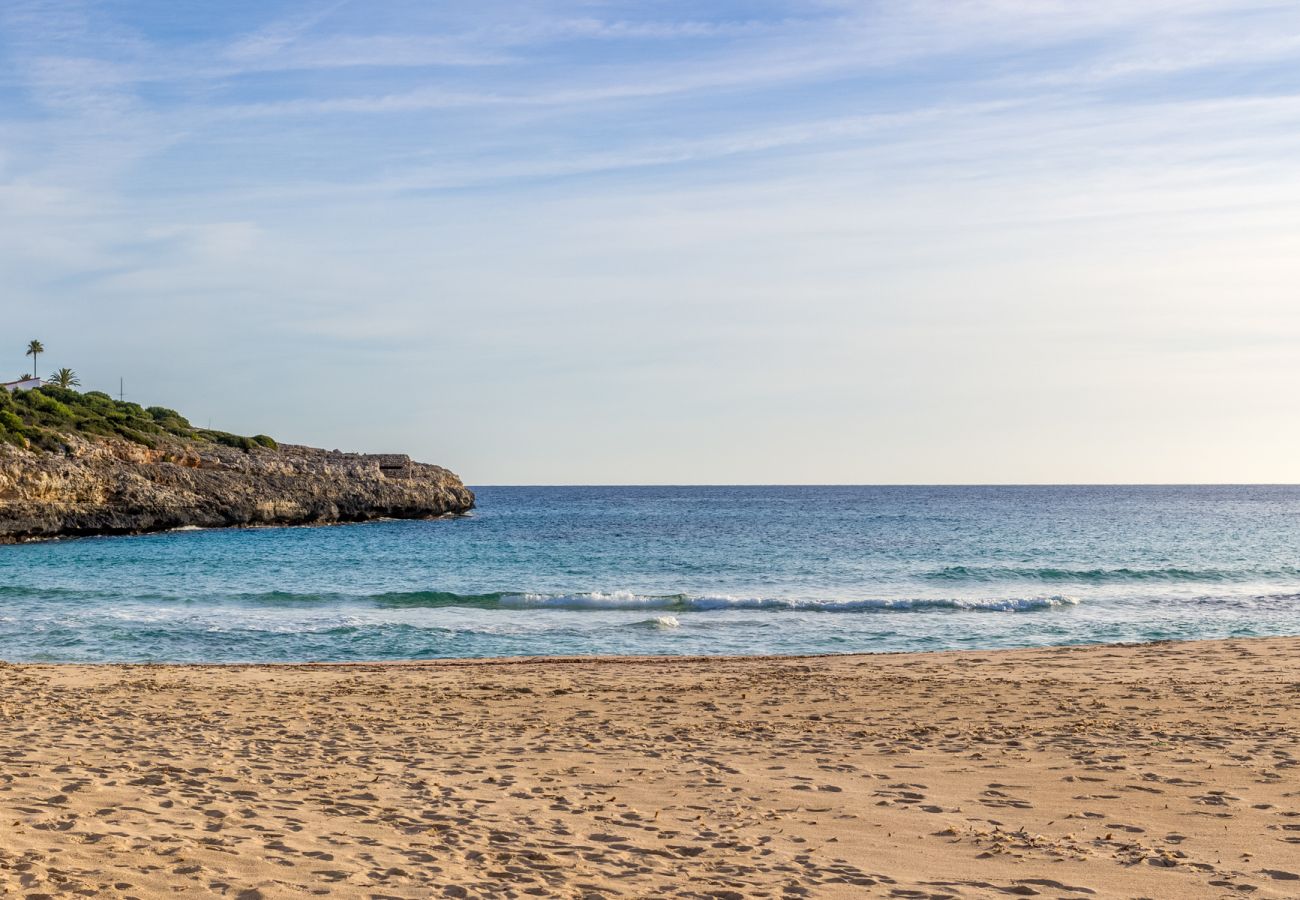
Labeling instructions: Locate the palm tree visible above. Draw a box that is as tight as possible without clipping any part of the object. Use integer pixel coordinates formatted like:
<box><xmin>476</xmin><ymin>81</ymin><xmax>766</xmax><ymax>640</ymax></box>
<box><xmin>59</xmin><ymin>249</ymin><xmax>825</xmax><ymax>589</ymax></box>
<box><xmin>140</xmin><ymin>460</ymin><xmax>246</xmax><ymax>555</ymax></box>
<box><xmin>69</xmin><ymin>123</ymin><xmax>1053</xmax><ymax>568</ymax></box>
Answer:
<box><xmin>24</xmin><ymin>340</ymin><xmax>44</xmax><ymax>380</ymax></box>
<box><xmin>49</xmin><ymin>368</ymin><xmax>80</xmax><ymax>389</ymax></box>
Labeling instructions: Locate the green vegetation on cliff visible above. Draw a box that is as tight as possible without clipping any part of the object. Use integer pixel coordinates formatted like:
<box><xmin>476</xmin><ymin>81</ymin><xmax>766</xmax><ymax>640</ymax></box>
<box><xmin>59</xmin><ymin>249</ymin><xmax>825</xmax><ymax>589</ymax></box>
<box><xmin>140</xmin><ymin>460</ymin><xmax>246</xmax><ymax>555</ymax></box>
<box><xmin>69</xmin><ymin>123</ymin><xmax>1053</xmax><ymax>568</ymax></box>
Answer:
<box><xmin>0</xmin><ymin>386</ymin><xmax>277</xmax><ymax>453</ymax></box>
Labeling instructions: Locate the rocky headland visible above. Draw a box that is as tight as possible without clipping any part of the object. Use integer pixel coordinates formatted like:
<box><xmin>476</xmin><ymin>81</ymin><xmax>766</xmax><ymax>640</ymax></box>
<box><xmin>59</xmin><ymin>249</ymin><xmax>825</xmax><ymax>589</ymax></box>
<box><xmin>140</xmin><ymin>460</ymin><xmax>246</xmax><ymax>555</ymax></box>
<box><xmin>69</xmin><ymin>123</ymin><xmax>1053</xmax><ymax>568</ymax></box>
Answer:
<box><xmin>0</xmin><ymin>437</ymin><xmax>474</xmax><ymax>543</ymax></box>
<box><xmin>0</xmin><ymin>388</ymin><xmax>473</xmax><ymax>542</ymax></box>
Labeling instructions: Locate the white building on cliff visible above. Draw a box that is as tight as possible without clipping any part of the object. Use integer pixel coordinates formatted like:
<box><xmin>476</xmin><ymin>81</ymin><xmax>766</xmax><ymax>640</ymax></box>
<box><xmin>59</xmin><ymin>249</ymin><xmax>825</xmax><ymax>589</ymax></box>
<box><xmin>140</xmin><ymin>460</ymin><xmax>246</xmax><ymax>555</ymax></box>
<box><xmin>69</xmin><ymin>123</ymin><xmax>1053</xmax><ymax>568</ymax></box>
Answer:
<box><xmin>1</xmin><ymin>377</ymin><xmax>42</xmax><ymax>392</ymax></box>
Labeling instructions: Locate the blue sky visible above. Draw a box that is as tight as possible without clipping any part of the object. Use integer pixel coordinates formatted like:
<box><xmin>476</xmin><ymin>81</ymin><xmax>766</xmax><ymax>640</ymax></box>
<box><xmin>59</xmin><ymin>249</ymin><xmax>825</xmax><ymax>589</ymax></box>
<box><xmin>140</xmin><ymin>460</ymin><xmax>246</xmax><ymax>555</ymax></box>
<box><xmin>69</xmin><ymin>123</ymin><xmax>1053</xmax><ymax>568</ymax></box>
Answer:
<box><xmin>4</xmin><ymin>1</ymin><xmax>1300</xmax><ymax>483</ymax></box>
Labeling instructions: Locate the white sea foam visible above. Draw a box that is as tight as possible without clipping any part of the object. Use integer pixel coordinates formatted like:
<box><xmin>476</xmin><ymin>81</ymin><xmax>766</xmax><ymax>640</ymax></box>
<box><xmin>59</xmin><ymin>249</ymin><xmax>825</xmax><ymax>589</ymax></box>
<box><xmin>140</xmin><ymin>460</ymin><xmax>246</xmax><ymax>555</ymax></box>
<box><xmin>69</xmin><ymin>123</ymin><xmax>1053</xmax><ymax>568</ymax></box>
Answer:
<box><xmin>505</xmin><ymin>590</ymin><xmax>665</xmax><ymax>609</ymax></box>
<box><xmin>499</xmin><ymin>592</ymin><xmax>1078</xmax><ymax>613</ymax></box>
<box><xmin>652</xmin><ymin>615</ymin><xmax>681</xmax><ymax>628</ymax></box>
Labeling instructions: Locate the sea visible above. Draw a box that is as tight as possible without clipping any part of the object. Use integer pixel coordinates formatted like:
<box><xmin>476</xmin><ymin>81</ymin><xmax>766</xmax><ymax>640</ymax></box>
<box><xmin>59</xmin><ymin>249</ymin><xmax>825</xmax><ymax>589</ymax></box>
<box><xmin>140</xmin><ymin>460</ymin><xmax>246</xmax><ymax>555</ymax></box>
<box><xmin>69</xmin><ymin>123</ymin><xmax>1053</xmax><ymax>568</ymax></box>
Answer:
<box><xmin>1</xmin><ymin>485</ymin><xmax>1298</xmax><ymax>663</ymax></box>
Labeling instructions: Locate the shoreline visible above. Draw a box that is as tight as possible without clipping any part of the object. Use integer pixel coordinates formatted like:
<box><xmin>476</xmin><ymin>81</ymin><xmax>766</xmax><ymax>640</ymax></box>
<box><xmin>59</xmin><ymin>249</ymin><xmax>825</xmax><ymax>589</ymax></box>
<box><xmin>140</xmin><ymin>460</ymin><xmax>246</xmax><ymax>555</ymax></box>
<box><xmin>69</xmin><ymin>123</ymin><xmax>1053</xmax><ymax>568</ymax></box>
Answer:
<box><xmin>0</xmin><ymin>633</ymin><xmax>1256</xmax><ymax>668</ymax></box>
<box><xmin>3</xmin><ymin>636</ymin><xmax>1297</xmax><ymax>897</ymax></box>
<box><xmin>0</xmin><ymin>509</ymin><xmax>476</xmax><ymax>545</ymax></box>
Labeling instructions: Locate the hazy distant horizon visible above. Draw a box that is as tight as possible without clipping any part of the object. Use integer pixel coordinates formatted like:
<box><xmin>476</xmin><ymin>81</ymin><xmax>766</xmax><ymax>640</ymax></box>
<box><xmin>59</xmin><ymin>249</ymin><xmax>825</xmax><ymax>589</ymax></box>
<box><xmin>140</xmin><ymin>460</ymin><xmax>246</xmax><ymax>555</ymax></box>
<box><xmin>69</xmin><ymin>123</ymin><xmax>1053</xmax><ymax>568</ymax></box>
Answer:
<box><xmin>464</xmin><ymin>482</ymin><xmax>1300</xmax><ymax>488</ymax></box>
<box><xmin>5</xmin><ymin>1</ymin><xmax>1299</xmax><ymax>484</ymax></box>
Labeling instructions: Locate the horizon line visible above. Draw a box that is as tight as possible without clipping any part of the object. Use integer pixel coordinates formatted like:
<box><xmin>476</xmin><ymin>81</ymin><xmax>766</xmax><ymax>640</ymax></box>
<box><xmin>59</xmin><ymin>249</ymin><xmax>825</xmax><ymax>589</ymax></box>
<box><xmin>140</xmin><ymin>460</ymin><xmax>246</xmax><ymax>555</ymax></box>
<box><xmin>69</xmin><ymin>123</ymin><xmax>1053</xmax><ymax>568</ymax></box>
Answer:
<box><xmin>465</xmin><ymin>482</ymin><xmax>1300</xmax><ymax>488</ymax></box>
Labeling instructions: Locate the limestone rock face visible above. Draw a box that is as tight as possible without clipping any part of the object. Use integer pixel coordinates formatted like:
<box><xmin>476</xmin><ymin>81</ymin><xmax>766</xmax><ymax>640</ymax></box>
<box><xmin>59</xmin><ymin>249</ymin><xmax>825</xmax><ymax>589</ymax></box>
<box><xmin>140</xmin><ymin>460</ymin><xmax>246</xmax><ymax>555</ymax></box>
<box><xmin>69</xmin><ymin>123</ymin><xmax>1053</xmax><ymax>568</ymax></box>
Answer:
<box><xmin>0</xmin><ymin>436</ymin><xmax>474</xmax><ymax>542</ymax></box>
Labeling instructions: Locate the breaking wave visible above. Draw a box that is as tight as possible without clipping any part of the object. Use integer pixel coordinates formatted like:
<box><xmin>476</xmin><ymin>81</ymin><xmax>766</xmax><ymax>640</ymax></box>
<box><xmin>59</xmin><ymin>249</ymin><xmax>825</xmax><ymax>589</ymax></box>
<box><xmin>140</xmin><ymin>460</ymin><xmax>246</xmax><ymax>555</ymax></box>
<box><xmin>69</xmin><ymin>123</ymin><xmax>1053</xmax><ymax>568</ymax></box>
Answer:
<box><xmin>501</xmin><ymin>592</ymin><xmax>1078</xmax><ymax>612</ymax></box>
<box><xmin>0</xmin><ymin>586</ymin><xmax>1080</xmax><ymax>614</ymax></box>
<box><xmin>239</xmin><ymin>589</ymin><xmax>1080</xmax><ymax>613</ymax></box>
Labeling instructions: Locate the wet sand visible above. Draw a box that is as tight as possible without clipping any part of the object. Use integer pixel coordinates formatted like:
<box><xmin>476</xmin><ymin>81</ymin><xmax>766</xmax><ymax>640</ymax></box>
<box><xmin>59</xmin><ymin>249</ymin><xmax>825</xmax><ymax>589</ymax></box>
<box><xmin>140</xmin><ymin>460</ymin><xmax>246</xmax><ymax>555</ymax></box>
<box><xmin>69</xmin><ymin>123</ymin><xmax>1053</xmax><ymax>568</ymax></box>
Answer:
<box><xmin>1</xmin><ymin>637</ymin><xmax>1298</xmax><ymax>898</ymax></box>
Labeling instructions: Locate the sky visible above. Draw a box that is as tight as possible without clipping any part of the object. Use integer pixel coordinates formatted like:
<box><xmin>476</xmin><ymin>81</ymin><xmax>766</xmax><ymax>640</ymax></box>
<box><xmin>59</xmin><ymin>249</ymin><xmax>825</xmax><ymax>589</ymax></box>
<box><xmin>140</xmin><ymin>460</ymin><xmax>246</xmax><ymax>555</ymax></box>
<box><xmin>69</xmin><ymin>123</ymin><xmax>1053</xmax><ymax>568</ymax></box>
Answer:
<box><xmin>3</xmin><ymin>1</ymin><xmax>1300</xmax><ymax>484</ymax></box>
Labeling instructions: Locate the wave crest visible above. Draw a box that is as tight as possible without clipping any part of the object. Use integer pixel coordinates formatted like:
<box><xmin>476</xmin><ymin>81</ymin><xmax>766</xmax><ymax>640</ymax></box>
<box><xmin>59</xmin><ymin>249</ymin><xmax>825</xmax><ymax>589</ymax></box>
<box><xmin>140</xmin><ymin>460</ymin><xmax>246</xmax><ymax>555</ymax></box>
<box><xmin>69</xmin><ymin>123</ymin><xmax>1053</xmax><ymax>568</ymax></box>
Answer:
<box><xmin>500</xmin><ymin>592</ymin><xmax>1077</xmax><ymax>613</ymax></box>
<box><xmin>0</xmin><ymin>585</ymin><xmax>1080</xmax><ymax>613</ymax></box>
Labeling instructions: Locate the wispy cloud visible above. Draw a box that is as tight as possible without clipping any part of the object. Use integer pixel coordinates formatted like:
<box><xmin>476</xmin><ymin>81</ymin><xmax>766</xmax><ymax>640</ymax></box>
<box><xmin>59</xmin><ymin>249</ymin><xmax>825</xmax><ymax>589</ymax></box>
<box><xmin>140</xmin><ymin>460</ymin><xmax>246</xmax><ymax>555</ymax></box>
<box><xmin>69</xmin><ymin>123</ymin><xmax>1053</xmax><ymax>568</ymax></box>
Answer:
<box><xmin>221</xmin><ymin>1</ymin><xmax>350</xmax><ymax>62</ymax></box>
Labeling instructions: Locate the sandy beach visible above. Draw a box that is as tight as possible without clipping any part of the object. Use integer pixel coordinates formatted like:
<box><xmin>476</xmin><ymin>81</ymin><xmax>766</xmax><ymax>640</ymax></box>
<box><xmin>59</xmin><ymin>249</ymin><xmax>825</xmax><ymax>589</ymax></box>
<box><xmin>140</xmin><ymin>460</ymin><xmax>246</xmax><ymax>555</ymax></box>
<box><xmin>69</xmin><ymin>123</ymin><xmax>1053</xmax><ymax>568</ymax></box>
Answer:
<box><xmin>1</xmin><ymin>638</ymin><xmax>1297</xmax><ymax>898</ymax></box>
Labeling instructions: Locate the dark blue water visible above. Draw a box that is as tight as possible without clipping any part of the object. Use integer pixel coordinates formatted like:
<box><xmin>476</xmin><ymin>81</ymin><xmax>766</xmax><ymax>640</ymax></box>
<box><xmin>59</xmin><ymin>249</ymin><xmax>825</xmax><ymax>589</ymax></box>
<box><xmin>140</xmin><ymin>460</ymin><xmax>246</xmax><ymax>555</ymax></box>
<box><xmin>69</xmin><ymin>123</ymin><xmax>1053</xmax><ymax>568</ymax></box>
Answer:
<box><xmin>1</xmin><ymin>485</ymin><xmax>1298</xmax><ymax>662</ymax></box>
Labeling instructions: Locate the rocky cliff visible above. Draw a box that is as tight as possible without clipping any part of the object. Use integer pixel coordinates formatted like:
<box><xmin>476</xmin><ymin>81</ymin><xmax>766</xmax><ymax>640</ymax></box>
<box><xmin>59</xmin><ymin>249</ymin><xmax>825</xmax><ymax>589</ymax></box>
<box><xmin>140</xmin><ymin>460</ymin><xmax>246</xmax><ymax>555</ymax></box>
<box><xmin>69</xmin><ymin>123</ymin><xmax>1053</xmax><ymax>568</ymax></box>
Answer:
<box><xmin>0</xmin><ymin>435</ymin><xmax>474</xmax><ymax>543</ymax></box>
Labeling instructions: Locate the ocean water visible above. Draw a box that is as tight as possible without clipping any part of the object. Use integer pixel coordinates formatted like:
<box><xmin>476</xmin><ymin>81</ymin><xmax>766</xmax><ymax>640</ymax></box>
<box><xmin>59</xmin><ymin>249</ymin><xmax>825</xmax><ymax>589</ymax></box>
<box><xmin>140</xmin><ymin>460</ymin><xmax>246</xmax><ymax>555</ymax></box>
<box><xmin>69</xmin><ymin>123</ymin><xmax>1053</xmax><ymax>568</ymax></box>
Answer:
<box><xmin>1</xmin><ymin>485</ymin><xmax>1299</xmax><ymax>663</ymax></box>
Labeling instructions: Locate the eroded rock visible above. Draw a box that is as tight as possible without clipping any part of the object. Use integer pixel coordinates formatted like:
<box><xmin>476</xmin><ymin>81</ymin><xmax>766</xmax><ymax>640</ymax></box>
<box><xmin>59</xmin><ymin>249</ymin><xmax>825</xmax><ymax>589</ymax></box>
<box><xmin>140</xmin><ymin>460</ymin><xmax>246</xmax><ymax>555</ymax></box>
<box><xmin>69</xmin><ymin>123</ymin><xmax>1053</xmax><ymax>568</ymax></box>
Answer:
<box><xmin>0</xmin><ymin>437</ymin><xmax>474</xmax><ymax>542</ymax></box>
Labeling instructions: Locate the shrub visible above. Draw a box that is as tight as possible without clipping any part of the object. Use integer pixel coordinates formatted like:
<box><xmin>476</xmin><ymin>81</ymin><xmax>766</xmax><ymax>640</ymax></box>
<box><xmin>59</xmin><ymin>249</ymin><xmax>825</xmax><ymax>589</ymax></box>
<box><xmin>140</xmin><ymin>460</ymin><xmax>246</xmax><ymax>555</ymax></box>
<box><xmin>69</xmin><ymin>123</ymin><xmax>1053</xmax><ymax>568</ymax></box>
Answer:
<box><xmin>0</xmin><ymin>386</ymin><xmax>275</xmax><ymax>454</ymax></box>
<box><xmin>201</xmin><ymin>431</ymin><xmax>259</xmax><ymax>452</ymax></box>
<box><xmin>146</xmin><ymin>406</ymin><xmax>193</xmax><ymax>436</ymax></box>
<box><xmin>0</xmin><ymin>410</ymin><xmax>25</xmax><ymax>441</ymax></box>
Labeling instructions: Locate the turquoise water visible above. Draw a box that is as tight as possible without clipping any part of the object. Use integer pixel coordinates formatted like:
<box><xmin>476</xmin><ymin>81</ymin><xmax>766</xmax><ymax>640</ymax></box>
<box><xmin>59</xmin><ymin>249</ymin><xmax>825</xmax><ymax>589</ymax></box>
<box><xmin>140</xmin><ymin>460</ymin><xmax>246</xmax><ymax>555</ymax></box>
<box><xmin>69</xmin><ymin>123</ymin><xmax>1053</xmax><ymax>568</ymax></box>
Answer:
<box><xmin>2</xmin><ymin>485</ymin><xmax>1299</xmax><ymax>662</ymax></box>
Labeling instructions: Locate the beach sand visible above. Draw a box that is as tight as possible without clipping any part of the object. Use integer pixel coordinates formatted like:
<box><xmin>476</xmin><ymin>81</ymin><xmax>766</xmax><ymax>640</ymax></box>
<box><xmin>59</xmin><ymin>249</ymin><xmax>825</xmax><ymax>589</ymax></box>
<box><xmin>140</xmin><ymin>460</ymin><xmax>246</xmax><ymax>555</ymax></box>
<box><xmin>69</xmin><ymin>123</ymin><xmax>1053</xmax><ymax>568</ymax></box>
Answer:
<box><xmin>1</xmin><ymin>638</ymin><xmax>1297</xmax><ymax>898</ymax></box>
